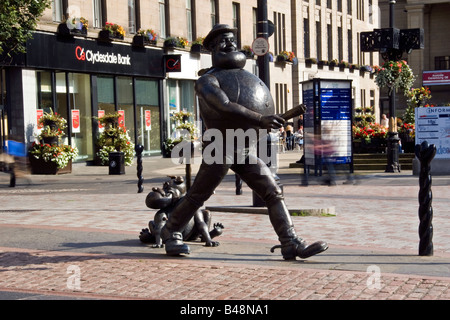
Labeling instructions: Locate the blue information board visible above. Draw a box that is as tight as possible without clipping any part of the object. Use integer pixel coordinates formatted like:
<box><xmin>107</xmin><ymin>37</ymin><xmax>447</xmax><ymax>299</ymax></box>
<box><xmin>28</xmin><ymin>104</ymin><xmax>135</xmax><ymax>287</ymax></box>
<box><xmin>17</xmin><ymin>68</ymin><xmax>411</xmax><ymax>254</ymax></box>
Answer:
<box><xmin>302</xmin><ymin>79</ymin><xmax>353</xmax><ymax>168</ymax></box>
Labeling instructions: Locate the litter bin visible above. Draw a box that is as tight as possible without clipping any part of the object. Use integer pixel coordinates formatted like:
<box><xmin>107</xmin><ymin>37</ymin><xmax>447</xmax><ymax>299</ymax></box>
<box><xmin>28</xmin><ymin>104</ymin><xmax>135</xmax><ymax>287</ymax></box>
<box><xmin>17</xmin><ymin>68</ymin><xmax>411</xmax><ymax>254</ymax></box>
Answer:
<box><xmin>109</xmin><ymin>152</ymin><xmax>125</xmax><ymax>175</ymax></box>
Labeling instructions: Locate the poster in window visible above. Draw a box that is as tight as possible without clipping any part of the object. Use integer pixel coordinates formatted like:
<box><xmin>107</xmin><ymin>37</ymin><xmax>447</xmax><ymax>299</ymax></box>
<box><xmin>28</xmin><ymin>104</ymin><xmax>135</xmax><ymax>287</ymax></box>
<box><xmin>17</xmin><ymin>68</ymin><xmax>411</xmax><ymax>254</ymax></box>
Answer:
<box><xmin>145</xmin><ymin>110</ymin><xmax>151</xmax><ymax>131</ymax></box>
<box><xmin>72</xmin><ymin>109</ymin><xmax>81</xmax><ymax>133</ymax></box>
<box><xmin>118</xmin><ymin>110</ymin><xmax>125</xmax><ymax>128</ymax></box>
<box><xmin>37</xmin><ymin>109</ymin><xmax>44</xmax><ymax>129</ymax></box>
<box><xmin>98</xmin><ymin>110</ymin><xmax>105</xmax><ymax>132</ymax></box>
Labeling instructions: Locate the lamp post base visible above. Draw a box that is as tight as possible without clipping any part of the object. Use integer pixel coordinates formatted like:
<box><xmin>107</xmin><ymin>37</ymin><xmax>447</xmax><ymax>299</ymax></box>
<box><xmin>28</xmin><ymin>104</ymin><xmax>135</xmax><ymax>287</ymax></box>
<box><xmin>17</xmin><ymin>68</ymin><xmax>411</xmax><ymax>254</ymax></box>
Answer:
<box><xmin>385</xmin><ymin>132</ymin><xmax>401</xmax><ymax>173</ymax></box>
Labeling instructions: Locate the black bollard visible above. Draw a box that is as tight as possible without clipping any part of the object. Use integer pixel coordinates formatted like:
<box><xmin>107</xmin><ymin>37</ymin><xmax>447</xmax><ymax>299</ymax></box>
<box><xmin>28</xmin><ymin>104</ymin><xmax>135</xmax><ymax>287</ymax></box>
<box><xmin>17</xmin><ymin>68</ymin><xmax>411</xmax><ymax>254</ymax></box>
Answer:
<box><xmin>135</xmin><ymin>144</ymin><xmax>144</xmax><ymax>193</ymax></box>
<box><xmin>415</xmin><ymin>141</ymin><xmax>436</xmax><ymax>256</ymax></box>
<box><xmin>235</xmin><ymin>174</ymin><xmax>242</xmax><ymax>195</ymax></box>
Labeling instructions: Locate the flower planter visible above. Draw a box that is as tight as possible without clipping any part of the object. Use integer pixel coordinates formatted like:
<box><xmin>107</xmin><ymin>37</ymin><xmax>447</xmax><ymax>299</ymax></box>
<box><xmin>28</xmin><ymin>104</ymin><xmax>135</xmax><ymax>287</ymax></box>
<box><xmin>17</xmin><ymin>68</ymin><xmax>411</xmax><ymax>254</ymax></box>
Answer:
<box><xmin>29</xmin><ymin>157</ymin><xmax>72</xmax><ymax>175</ymax></box>
<box><xmin>41</xmin><ymin>136</ymin><xmax>59</xmax><ymax>145</ymax></box>
<box><xmin>132</xmin><ymin>35</ymin><xmax>157</xmax><ymax>47</ymax></box>
<box><xmin>57</xmin><ymin>23</ymin><xmax>87</xmax><ymax>37</ymax></box>
<box><xmin>190</xmin><ymin>43</ymin><xmax>204</xmax><ymax>53</ymax></box>
<box><xmin>98</xmin><ymin>30</ymin><xmax>124</xmax><ymax>42</ymax></box>
<box><xmin>399</xmin><ymin>132</ymin><xmax>415</xmax><ymax>153</ymax></box>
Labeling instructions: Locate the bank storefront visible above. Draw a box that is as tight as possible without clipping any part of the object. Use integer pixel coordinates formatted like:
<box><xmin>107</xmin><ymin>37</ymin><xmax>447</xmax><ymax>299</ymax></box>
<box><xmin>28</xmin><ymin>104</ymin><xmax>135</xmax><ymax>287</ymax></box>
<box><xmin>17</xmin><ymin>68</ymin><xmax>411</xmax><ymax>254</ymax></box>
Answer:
<box><xmin>8</xmin><ymin>31</ymin><xmax>166</xmax><ymax>163</ymax></box>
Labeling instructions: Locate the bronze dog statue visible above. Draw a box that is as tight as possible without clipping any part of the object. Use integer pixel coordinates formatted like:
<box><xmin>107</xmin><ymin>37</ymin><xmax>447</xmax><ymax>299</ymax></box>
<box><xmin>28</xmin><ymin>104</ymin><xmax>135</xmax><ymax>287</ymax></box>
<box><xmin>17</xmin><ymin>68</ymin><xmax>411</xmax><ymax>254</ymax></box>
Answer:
<box><xmin>139</xmin><ymin>176</ymin><xmax>223</xmax><ymax>248</ymax></box>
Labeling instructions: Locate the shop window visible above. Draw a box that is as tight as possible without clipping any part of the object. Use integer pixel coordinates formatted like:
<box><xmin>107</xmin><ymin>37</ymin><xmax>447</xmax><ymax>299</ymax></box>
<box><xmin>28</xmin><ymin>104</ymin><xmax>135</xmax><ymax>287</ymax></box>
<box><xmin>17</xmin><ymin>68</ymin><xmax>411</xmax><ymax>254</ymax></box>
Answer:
<box><xmin>36</xmin><ymin>71</ymin><xmax>93</xmax><ymax>161</ymax></box>
<box><xmin>67</xmin><ymin>73</ymin><xmax>93</xmax><ymax>161</ymax></box>
<box><xmin>117</xmin><ymin>76</ymin><xmax>135</xmax><ymax>144</ymax></box>
<box><xmin>97</xmin><ymin>76</ymin><xmax>115</xmax><ymax>115</ymax></box>
<box><xmin>36</xmin><ymin>71</ymin><xmax>53</xmax><ymax>112</ymax></box>
<box><xmin>136</xmin><ymin>79</ymin><xmax>161</xmax><ymax>155</ymax></box>
<box><xmin>167</xmin><ymin>79</ymin><xmax>197</xmax><ymax>139</ymax></box>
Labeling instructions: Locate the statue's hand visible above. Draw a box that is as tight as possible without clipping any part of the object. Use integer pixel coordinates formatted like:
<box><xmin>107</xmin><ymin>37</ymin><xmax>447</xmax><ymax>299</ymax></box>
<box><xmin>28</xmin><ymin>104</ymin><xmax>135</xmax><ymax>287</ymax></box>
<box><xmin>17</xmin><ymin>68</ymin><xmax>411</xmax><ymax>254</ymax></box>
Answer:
<box><xmin>259</xmin><ymin>114</ymin><xmax>285</xmax><ymax>129</ymax></box>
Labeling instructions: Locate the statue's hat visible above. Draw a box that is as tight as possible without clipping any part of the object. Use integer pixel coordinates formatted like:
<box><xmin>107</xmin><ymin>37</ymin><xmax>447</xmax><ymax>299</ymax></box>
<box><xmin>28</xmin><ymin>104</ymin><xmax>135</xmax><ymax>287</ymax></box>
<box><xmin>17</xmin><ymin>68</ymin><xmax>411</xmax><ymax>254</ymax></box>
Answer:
<box><xmin>203</xmin><ymin>24</ymin><xmax>237</xmax><ymax>51</ymax></box>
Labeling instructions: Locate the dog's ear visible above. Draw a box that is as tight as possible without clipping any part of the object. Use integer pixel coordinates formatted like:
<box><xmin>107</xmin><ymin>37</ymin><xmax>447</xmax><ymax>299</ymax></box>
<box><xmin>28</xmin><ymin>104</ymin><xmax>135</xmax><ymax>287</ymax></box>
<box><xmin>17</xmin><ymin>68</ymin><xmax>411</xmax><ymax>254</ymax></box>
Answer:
<box><xmin>174</xmin><ymin>176</ymin><xmax>185</xmax><ymax>184</ymax></box>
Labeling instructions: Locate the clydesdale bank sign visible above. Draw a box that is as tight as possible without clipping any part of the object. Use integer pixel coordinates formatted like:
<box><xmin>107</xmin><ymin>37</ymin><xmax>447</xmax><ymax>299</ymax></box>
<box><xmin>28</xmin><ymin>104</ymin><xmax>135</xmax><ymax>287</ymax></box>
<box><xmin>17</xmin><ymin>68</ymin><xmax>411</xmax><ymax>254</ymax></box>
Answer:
<box><xmin>25</xmin><ymin>32</ymin><xmax>165</xmax><ymax>77</ymax></box>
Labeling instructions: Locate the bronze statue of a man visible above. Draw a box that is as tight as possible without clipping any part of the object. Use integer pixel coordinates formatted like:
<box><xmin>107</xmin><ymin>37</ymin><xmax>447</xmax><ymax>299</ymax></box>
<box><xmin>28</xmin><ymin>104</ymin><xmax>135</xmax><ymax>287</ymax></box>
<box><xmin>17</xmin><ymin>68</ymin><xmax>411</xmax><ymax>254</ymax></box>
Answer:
<box><xmin>161</xmin><ymin>24</ymin><xmax>328</xmax><ymax>260</ymax></box>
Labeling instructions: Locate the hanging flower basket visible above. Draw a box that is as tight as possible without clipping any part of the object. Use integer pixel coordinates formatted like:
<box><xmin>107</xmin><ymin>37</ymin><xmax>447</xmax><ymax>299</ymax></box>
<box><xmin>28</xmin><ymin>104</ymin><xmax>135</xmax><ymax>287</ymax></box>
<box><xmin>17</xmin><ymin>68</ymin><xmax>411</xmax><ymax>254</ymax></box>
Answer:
<box><xmin>373</xmin><ymin>60</ymin><xmax>415</xmax><ymax>94</ymax></box>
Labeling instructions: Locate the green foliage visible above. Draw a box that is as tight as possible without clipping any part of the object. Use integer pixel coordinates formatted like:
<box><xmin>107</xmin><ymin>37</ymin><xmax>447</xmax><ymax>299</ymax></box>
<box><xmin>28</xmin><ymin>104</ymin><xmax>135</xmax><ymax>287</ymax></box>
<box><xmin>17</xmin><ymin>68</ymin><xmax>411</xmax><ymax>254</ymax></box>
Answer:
<box><xmin>0</xmin><ymin>0</ymin><xmax>51</xmax><ymax>60</ymax></box>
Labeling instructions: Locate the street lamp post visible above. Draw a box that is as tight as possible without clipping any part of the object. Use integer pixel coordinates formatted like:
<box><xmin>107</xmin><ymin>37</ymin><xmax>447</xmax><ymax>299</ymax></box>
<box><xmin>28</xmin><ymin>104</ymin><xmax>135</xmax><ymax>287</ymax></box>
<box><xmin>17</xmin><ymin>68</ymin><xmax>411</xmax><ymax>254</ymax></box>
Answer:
<box><xmin>360</xmin><ymin>0</ymin><xmax>424</xmax><ymax>172</ymax></box>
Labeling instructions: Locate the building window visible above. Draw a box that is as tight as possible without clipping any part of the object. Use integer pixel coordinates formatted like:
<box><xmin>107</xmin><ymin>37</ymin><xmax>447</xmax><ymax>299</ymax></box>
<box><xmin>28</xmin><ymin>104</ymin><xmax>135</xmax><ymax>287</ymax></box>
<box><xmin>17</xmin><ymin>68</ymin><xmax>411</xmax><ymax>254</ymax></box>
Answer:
<box><xmin>348</xmin><ymin>29</ymin><xmax>353</xmax><ymax>63</ymax></box>
<box><xmin>211</xmin><ymin>0</ymin><xmax>218</xmax><ymax>28</ymax></box>
<box><xmin>253</xmin><ymin>8</ymin><xmax>257</xmax><ymax>40</ymax></box>
<box><xmin>357</xmin><ymin>0</ymin><xmax>364</xmax><ymax>21</ymax></box>
<box><xmin>327</xmin><ymin>0</ymin><xmax>332</xmax><ymax>9</ymax></box>
<box><xmin>273</xmin><ymin>12</ymin><xmax>286</xmax><ymax>55</ymax></box>
<box><xmin>275</xmin><ymin>83</ymin><xmax>288</xmax><ymax>115</ymax></box>
<box><xmin>347</xmin><ymin>0</ymin><xmax>352</xmax><ymax>15</ymax></box>
<box><xmin>52</xmin><ymin>0</ymin><xmax>66</xmax><ymax>22</ymax></box>
<box><xmin>361</xmin><ymin>89</ymin><xmax>366</xmax><ymax>108</ymax></box>
<box><xmin>159</xmin><ymin>0</ymin><xmax>167</xmax><ymax>38</ymax></box>
<box><xmin>338</xmin><ymin>26</ymin><xmax>343</xmax><ymax>62</ymax></box>
<box><xmin>316</xmin><ymin>21</ymin><xmax>322</xmax><ymax>60</ymax></box>
<box><xmin>304</xmin><ymin>18</ymin><xmax>310</xmax><ymax>58</ymax></box>
<box><xmin>93</xmin><ymin>0</ymin><xmax>106</xmax><ymax>28</ymax></box>
<box><xmin>327</xmin><ymin>24</ymin><xmax>332</xmax><ymax>62</ymax></box>
<box><xmin>370</xmin><ymin>89</ymin><xmax>375</xmax><ymax>108</ymax></box>
<box><xmin>186</xmin><ymin>0</ymin><xmax>193</xmax><ymax>42</ymax></box>
<box><xmin>128</xmin><ymin>0</ymin><xmax>136</xmax><ymax>34</ymax></box>
<box><xmin>337</xmin><ymin>0</ymin><xmax>342</xmax><ymax>12</ymax></box>
<box><xmin>435</xmin><ymin>56</ymin><xmax>450</xmax><ymax>70</ymax></box>
<box><xmin>232</xmin><ymin>3</ymin><xmax>241</xmax><ymax>48</ymax></box>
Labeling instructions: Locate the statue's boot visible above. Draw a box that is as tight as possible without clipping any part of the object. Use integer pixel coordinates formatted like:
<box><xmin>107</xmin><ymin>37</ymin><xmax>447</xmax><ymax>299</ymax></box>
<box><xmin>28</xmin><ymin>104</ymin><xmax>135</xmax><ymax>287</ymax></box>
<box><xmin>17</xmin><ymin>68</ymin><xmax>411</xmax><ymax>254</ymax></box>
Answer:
<box><xmin>160</xmin><ymin>198</ymin><xmax>198</xmax><ymax>256</ymax></box>
<box><xmin>268</xmin><ymin>201</ymin><xmax>328</xmax><ymax>260</ymax></box>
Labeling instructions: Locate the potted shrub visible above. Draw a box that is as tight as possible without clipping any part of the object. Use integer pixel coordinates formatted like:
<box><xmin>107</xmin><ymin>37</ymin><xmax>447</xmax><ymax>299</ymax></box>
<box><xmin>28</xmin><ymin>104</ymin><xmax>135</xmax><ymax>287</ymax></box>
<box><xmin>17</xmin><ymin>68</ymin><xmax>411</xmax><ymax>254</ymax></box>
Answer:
<box><xmin>99</xmin><ymin>22</ymin><xmax>125</xmax><ymax>41</ymax></box>
<box><xmin>28</xmin><ymin>111</ymin><xmax>78</xmax><ymax>174</ymax></box>
<box><xmin>95</xmin><ymin>112</ymin><xmax>135</xmax><ymax>168</ymax></box>
<box><xmin>133</xmin><ymin>28</ymin><xmax>158</xmax><ymax>47</ymax></box>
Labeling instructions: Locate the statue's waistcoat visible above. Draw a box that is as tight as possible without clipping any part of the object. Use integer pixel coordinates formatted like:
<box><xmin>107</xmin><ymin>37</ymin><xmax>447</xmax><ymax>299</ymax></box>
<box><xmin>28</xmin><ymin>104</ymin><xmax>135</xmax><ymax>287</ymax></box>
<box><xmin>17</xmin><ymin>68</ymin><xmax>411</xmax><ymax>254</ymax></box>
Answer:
<box><xmin>198</xmin><ymin>68</ymin><xmax>275</xmax><ymax>131</ymax></box>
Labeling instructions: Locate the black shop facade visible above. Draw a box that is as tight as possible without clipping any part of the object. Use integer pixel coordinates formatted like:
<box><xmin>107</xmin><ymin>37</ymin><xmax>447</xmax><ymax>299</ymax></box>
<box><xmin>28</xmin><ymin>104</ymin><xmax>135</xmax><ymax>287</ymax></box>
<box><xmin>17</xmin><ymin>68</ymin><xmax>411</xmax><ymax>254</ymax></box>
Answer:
<box><xmin>4</xmin><ymin>31</ymin><xmax>166</xmax><ymax>163</ymax></box>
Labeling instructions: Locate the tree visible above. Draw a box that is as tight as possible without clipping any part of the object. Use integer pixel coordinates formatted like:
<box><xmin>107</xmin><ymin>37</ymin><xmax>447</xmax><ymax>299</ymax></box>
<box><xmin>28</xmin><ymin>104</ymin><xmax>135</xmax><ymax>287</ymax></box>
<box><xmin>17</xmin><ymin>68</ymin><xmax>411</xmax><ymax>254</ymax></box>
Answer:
<box><xmin>0</xmin><ymin>0</ymin><xmax>50</xmax><ymax>63</ymax></box>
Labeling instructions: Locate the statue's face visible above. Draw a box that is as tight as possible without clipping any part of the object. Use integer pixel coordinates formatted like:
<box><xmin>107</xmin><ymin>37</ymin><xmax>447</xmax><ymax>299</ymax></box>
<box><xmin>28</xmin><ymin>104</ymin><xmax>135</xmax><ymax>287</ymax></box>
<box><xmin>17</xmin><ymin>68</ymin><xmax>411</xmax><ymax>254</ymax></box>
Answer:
<box><xmin>213</xmin><ymin>32</ymin><xmax>237</xmax><ymax>53</ymax></box>
<box><xmin>211</xmin><ymin>32</ymin><xmax>246</xmax><ymax>69</ymax></box>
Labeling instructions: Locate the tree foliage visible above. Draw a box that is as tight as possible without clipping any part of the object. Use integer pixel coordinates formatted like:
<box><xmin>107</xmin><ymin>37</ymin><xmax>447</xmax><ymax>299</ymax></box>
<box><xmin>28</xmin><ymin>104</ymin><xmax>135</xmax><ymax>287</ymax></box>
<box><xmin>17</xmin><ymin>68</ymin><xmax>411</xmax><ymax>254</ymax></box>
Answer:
<box><xmin>0</xmin><ymin>0</ymin><xmax>50</xmax><ymax>61</ymax></box>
